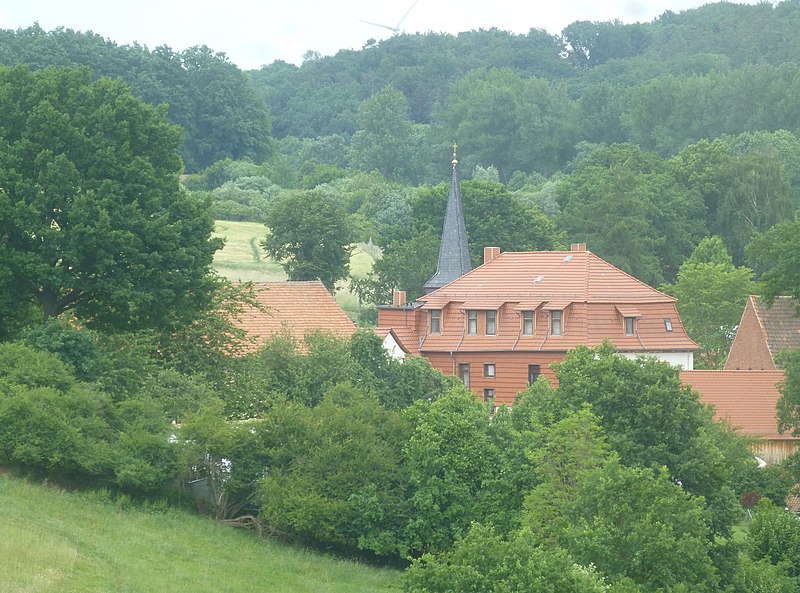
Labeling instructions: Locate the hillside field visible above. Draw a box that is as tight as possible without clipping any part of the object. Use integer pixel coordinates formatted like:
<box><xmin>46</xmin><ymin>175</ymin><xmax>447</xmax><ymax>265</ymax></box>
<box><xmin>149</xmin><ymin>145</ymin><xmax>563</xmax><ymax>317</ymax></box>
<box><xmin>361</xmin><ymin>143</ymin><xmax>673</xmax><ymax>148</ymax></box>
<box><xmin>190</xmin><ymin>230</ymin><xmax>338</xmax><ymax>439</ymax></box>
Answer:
<box><xmin>212</xmin><ymin>220</ymin><xmax>376</xmax><ymax>319</ymax></box>
<box><xmin>0</xmin><ymin>473</ymin><xmax>402</xmax><ymax>593</ymax></box>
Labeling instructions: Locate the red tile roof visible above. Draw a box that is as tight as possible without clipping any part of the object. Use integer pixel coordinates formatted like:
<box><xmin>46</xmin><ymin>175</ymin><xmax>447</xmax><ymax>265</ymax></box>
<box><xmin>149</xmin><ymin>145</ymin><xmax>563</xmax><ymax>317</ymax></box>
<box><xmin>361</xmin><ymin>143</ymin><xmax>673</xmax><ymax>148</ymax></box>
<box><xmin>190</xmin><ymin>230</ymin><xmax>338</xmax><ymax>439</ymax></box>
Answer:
<box><xmin>753</xmin><ymin>296</ymin><xmax>800</xmax><ymax>359</ymax></box>
<box><xmin>681</xmin><ymin>370</ymin><xmax>789</xmax><ymax>440</ymax></box>
<box><xmin>231</xmin><ymin>281</ymin><xmax>356</xmax><ymax>353</ymax></box>
<box><xmin>414</xmin><ymin>250</ymin><xmax>697</xmax><ymax>353</ymax></box>
<box><xmin>421</xmin><ymin>250</ymin><xmax>676</xmax><ymax>304</ymax></box>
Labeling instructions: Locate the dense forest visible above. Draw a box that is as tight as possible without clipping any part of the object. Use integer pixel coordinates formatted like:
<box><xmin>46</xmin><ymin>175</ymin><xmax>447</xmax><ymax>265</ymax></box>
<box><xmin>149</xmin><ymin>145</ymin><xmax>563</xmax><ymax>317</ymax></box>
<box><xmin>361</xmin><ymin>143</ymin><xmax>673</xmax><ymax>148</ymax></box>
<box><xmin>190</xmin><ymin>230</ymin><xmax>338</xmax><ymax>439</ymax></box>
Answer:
<box><xmin>5</xmin><ymin>3</ymin><xmax>800</xmax><ymax>591</ymax></box>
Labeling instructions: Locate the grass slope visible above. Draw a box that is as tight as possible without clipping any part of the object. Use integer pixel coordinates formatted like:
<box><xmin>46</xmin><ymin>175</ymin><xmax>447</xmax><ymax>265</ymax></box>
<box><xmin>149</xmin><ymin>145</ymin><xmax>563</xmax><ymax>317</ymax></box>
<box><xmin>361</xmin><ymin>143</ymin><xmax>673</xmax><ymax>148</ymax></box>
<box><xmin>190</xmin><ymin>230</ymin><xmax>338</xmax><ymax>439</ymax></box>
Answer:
<box><xmin>0</xmin><ymin>474</ymin><xmax>401</xmax><ymax>593</ymax></box>
<box><xmin>212</xmin><ymin>220</ymin><xmax>376</xmax><ymax>320</ymax></box>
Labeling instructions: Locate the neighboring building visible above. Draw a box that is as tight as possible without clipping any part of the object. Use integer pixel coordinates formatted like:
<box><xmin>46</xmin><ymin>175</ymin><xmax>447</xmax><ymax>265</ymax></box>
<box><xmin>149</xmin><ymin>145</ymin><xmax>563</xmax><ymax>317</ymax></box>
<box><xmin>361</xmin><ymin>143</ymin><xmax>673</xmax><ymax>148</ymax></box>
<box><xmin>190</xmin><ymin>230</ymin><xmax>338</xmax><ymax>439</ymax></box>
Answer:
<box><xmin>378</xmin><ymin>245</ymin><xmax>698</xmax><ymax>406</ymax></box>
<box><xmin>725</xmin><ymin>295</ymin><xmax>800</xmax><ymax>370</ymax></box>
<box><xmin>681</xmin><ymin>369</ymin><xmax>796</xmax><ymax>464</ymax></box>
<box><xmin>231</xmin><ymin>281</ymin><xmax>356</xmax><ymax>354</ymax></box>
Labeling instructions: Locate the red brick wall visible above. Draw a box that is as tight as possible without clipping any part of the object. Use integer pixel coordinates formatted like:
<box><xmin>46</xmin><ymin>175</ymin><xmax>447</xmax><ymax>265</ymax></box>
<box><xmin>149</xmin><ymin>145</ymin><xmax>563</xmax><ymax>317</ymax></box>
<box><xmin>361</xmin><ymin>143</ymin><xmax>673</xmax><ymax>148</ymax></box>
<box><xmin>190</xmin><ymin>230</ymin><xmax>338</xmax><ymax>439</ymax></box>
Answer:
<box><xmin>424</xmin><ymin>350</ymin><xmax>565</xmax><ymax>406</ymax></box>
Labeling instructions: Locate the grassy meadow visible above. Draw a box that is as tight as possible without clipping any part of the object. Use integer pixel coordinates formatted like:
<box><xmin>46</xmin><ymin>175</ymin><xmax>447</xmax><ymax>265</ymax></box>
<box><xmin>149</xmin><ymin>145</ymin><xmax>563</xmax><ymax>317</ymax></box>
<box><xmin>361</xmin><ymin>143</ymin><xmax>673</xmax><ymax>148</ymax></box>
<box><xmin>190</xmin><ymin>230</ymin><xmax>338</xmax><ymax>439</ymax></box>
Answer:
<box><xmin>0</xmin><ymin>473</ymin><xmax>402</xmax><ymax>593</ymax></box>
<box><xmin>212</xmin><ymin>220</ymin><xmax>377</xmax><ymax>320</ymax></box>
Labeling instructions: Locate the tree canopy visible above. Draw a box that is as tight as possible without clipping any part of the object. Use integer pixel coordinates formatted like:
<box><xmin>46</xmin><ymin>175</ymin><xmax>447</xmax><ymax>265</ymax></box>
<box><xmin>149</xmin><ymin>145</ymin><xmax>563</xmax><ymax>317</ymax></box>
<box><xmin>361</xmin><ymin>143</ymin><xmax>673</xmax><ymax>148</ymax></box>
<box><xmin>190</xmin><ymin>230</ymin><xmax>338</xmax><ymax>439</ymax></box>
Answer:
<box><xmin>0</xmin><ymin>65</ymin><xmax>223</xmax><ymax>333</ymax></box>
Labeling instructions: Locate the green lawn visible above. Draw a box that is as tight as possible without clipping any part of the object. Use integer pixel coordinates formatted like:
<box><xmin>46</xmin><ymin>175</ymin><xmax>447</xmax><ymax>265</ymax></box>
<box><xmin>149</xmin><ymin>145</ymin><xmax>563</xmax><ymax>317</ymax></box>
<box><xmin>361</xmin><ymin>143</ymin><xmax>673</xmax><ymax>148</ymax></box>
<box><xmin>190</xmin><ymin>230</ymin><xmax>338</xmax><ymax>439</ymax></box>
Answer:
<box><xmin>0</xmin><ymin>473</ymin><xmax>402</xmax><ymax>593</ymax></box>
<box><xmin>212</xmin><ymin>220</ymin><xmax>377</xmax><ymax>319</ymax></box>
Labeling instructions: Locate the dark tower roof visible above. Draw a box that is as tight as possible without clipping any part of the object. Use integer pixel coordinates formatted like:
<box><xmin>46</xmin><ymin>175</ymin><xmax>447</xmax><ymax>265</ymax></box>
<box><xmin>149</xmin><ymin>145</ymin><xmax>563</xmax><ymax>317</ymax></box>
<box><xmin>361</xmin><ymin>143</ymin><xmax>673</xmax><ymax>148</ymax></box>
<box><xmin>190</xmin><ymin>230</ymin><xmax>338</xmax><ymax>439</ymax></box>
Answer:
<box><xmin>424</xmin><ymin>146</ymin><xmax>472</xmax><ymax>293</ymax></box>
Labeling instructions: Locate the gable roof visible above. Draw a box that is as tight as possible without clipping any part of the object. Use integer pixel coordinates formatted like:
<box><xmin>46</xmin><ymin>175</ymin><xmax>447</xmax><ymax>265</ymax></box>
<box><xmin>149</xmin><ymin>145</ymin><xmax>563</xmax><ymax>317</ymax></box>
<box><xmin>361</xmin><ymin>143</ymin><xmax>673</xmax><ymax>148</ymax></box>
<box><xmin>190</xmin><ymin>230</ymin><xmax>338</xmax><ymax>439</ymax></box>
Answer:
<box><xmin>232</xmin><ymin>281</ymin><xmax>356</xmax><ymax>353</ymax></box>
<box><xmin>419</xmin><ymin>250</ymin><xmax>677</xmax><ymax>306</ymax></box>
<box><xmin>681</xmin><ymin>370</ymin><xmax>789</xmax><ymax>441</ymax></box>
<box><xmin>752</xmin><ymin>296</ymin><xmax>800</xmax><ymax>359</ymax></box>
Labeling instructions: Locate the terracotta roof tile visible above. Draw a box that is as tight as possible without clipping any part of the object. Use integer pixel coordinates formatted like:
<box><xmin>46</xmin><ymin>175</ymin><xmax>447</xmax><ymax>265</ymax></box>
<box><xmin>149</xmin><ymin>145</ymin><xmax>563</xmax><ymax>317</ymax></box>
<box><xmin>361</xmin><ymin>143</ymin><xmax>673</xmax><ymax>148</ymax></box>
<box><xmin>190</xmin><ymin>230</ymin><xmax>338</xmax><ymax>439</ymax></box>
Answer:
<box><xmin>231</xmin><ymin>281</ymin><xmax>356</xmax><ymax>353</ymax></box>
<box><xmin>419</xmin><ymin>251</ymin><xmax>677</xmax><ymax>304</ymax></box>
<box><xmin>681</xmin><ymin>370</ymin><xmax>789</xmax><ymax>440</ymax></box>
<box><xmin>413</xmin><ymin>250</ymin><xmax>696</xmax><ymax>353</ymax></box>
<box><xmin>753</xmin><ymin>296</ymin><xmax>800</xmax><ymax>359</ymax></box>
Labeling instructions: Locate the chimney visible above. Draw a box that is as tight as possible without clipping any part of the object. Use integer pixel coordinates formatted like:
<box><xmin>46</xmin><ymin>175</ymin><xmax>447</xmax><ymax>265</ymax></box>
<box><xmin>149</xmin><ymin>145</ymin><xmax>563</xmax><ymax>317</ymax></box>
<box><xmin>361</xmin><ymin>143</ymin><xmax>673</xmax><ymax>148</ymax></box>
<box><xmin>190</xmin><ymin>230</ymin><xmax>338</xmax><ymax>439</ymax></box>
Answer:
<box><xmin>392</xmin><ymin>290</ymin><xmax>407</xmax><ymax>306</ymax></box>
<box><xmin>570</xmin><ymin>243</ymin><xmax>587</xmax><ymax>252</ymax></box>
<box><xmin>484</xmin><ymin>246</ymin><xmax>500</xmax><ymax>264</ymax></box>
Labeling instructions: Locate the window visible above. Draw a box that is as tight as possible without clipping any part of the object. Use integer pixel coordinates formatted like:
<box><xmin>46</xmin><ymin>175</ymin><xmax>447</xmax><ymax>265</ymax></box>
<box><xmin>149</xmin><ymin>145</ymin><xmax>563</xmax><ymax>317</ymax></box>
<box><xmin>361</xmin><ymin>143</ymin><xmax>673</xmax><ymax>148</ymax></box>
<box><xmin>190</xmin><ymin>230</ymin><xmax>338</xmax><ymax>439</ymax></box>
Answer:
<box><xmin>483</xmin><ymin>363</ymin><xmax>496</xmax><ymax>378</ymax></box>
<box><xmin>664</xmin><ymin>318</ymin><xmax>673</xmax><ymax>333</ymax></box>
<box><xmin>550</xmin><ymin>310</ymin><xmax>562</xmax><ymax>336</ymax></box>
<box><xmin>458</xmin><ymin>363</ymin><xmax>470</xmax><ymax>388</ymax></box>
<box><xmin>467</xmin><ymin>310</ymin><xmax>478</xmax><ymax>335</ymax></box>
<box><xmin>522</xmin><ymin>311</ymin><xmax>534</xmax><ymax>335</ymax></box>
<box><xmin>528</xmin><ymin>364</ymin><xmax>541</xmax><ymax>384</ymax></box>
<box><xmin>430</xmin><ymin>310</ymin><xmax>441</xmax><ymax>335</ymax></box>
<box><xmin>486</xmin><ymin>310</ymin><xmax>497</xmax><ymax>335</ymax></box>
<box><xmin>483</xmin><ymin>388</ymin><xmax>495</xmax><ymax>403</ymax></box>
<box><xmin>624</xmin><ymin>316</ymin><xmax>636</xmax><ymax>336</ymax></box>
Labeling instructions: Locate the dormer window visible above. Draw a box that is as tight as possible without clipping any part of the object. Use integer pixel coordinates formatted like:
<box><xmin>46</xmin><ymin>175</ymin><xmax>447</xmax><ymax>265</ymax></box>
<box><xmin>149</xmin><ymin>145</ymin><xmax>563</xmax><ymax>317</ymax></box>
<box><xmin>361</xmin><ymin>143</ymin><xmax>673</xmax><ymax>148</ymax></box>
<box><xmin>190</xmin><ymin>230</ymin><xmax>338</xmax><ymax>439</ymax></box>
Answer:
<box><xmin>550</xmin><ymin>310</ymin><xmax>562</xmax><ymax>336</ymax></box>
<box><xmin>624</xmin><ymin>316</ymin><xmax>636</xmax><ymax>336</ymax></box>
<box><xmin>522</xmin><ymin>311</ymin><xmax>534</xmax><ymax>335</ymax></box>
<box><xmin>486</xmin><ymin>311</ymin><xmax>497</xmax><ymax>335</ymax></box>
<box><xmin>615</xmin><ymin>306</ymin><xmax>641</xmax><ymax>337</ymax></box>
<box><xmin>467</xmin><ymin>310</ymin><xmax>478</xmax><ymax>335</ymax></box>
<box><xmin>430</xmin><ymin>310</ymin><xmax>441</xmax><ymax>335</ymax></box>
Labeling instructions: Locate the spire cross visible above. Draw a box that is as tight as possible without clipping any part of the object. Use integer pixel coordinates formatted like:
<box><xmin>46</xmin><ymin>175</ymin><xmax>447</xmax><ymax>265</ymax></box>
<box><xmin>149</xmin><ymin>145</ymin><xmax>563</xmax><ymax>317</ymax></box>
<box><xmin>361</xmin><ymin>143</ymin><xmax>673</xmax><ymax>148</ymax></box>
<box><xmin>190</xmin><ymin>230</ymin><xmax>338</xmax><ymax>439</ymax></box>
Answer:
<box><xmin>452</xmin><ymin>143</ymin><xmax>458</xmax><ymax>169</ymax></box>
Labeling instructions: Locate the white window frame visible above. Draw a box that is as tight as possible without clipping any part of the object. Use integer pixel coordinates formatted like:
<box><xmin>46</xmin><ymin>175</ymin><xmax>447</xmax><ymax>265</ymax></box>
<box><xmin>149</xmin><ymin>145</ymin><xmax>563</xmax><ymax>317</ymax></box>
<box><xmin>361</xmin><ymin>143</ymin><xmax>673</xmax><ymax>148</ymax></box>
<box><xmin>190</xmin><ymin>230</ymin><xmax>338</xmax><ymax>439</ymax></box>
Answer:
<box><xmin>550</xmin><ymin>310</ymin><xmax>562</xmax><ymax>336</ymax></box>
<box><xmin>430</xmin><ymin>310</ymin><xmax>441</xmax><ymax>335</ymax></box>
<box><xmin>624</xmin><ymin>316</ymin><xmax>636</xmax><ymax>336</ymax></box>
<box><xmin>522</xmin><ymin>310</ymin><xmax>534</xmax><ymax>335</ymax></box>
<box><xmin>486</xmin><ymin>310</ymin><xmax>497</xmax><ymax>336</ymax></box>
<box><xmin>467</xmin><ymin>310</ymin><xmax>478</xmax><ymax>335</ymax></box>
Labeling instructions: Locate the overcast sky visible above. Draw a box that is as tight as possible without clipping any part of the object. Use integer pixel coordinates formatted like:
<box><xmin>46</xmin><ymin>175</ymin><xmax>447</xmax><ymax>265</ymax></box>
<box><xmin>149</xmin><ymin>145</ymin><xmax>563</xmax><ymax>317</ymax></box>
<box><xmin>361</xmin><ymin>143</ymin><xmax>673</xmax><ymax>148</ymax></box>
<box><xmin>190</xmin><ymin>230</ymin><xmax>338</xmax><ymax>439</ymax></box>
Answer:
<box><xmin>1</xmin><ymin>1</ymin><xmax>761</xmax><ymax>70</ymax></box>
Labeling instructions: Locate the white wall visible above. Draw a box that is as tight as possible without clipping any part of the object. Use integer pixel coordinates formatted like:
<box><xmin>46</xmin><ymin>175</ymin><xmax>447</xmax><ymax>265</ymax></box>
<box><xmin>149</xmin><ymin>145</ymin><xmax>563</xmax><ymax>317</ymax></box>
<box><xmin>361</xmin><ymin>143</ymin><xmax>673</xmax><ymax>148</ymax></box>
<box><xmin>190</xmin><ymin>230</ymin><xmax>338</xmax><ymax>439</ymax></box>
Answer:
<box><xmin>382</xmin><ymin>333</ymin><xmax>406</xmax><ymax>360</ymax></box>
<box><xmin>620</xmin><ymin>351</ymin><xmax>694</xmax><ymax>370</ymax></box>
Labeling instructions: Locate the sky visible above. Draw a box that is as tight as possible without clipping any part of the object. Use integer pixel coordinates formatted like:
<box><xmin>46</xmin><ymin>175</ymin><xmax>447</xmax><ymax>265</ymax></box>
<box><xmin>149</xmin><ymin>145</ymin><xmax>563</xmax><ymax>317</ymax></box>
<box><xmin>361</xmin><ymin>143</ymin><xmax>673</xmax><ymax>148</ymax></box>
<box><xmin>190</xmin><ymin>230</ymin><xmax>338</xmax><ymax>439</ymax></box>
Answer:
<box><xmin>1</xmin><ymin>0</ymin><xmax>762</xmax><ymax>71</ymax></box>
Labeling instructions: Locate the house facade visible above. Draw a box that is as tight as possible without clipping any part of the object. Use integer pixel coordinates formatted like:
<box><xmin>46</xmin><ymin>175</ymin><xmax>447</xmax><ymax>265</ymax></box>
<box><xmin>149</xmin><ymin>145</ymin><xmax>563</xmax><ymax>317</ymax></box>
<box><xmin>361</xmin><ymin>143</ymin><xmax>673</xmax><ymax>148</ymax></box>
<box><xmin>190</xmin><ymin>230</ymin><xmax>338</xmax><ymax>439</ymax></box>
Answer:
<box><xmin>725</xmin><ymin>295</ymin><xmax>800</xmax><ymax>370</ymax></box>
<box><xmin>378</xmin><ymin>245</ymin><xmax>698</xmax><ymax>406</ymax></box>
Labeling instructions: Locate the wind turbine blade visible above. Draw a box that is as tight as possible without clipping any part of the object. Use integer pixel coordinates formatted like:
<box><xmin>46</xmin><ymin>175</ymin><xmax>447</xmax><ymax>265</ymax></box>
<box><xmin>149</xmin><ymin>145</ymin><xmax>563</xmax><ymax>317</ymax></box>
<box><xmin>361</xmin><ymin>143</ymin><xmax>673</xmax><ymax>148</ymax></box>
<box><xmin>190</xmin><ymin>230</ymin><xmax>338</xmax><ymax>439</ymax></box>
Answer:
<box><xmin>359</xmin><ymin>19</ymin><xmax>400</xmax><ymax>33</ymax></box>
<box><xmin>395</xmin><ymin>0</ymin><xmax>419</xmax><ymax>29</ymax></box>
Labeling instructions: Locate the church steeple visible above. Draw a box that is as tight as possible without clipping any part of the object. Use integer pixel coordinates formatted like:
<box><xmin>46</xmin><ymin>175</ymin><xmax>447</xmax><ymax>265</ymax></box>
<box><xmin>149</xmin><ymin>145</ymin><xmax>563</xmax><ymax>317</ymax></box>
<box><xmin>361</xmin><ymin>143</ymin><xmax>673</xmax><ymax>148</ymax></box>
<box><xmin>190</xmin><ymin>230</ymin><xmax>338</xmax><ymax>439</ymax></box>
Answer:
<box><xmin>424</xmin><ymin>144</ymin><xmax>472</xmax><ymax>293</ymax></box>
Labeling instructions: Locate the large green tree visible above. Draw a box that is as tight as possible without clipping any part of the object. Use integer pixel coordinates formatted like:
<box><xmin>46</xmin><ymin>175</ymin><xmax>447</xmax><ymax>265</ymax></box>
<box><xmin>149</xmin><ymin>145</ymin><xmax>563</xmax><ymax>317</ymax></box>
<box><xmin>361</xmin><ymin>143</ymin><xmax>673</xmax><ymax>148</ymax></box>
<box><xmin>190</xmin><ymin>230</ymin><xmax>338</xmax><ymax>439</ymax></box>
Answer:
<box><xmin>746</xmin><ymin>218</ymin><xmax>800</xmax><ymax>305</ymax></box>
<box><xmin>0</xmin><ymin>65</ymin><xmax>223</xmax><ymax>333</ymax></box>
<box><xmin>661</xmin><ymin>236</ymin><xmax>757</xmax><ymax>368</ymax></box>
<box><xmin>262</xmin><ymin>188</ymin><xmax>354</xmax><ymax>291</ymax></box>
<box><xmin>556</xmin><ymin>143</ymin><xmax>707</xmax><ymax>285</ymax></box>
<box><xmin>544</xmin><ymin>343</ymin><xmax>753</xmax><ymax>537</ymax></box>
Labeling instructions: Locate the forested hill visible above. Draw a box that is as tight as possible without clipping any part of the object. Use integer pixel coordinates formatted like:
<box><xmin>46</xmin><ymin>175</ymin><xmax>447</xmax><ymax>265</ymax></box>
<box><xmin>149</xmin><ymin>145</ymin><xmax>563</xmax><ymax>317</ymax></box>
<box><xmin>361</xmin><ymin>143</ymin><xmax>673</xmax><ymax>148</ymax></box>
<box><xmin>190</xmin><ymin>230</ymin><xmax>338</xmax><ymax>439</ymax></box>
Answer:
<box><xmin>0</xmin><ymin>24</ymin><xmax>274</xmax><ymax>172</ymax></box>
<box><xmin>251</xmin><ymin>0</ymin><xmax>800</xmax><ymax>141</ymax></box>
<box><xmin>3</xmin><ymin>1</ymin><xmax>800</xmax><ymax>177</ymax></box>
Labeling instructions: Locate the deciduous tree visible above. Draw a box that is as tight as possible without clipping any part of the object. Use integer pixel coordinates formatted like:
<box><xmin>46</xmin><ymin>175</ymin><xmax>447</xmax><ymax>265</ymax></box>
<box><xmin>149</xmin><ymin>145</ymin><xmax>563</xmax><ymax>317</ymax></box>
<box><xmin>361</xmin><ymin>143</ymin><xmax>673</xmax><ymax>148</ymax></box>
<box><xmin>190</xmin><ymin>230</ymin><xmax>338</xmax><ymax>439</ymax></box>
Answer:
<box><xmin>262</xmin><ymin>188</ymin><xmax>353</xmax><ymax>291</ymax></box>
<box><xmin>0</xmin><ymin>65</ymin><xmax>223</xmax><ymax>333</ymax></box>
<box><xmin>661</xmin><ymin>236</ymin><xmax>757</xmax><ymax>368</ymax></box>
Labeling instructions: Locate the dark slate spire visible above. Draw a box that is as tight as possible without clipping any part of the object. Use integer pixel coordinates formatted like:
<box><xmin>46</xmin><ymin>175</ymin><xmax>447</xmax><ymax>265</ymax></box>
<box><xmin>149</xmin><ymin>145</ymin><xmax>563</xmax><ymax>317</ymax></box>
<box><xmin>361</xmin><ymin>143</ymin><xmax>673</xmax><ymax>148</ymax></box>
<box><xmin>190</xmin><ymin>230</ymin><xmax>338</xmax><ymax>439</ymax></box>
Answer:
<box><xmin>424</xmin><ymin>144</ymin><xmax>472</xmax><ymax>293</ymax></box>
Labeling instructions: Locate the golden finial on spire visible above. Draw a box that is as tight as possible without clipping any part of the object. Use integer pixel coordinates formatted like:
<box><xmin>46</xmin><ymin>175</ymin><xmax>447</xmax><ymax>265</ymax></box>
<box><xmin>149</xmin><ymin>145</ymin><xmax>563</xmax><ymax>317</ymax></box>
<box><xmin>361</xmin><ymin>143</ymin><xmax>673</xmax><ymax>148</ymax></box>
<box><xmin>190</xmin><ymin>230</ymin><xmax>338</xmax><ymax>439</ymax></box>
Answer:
<box><xmin>451</xmin><ymin>143</ymin><xmax>458</xmax><ymax>169</ymax></box>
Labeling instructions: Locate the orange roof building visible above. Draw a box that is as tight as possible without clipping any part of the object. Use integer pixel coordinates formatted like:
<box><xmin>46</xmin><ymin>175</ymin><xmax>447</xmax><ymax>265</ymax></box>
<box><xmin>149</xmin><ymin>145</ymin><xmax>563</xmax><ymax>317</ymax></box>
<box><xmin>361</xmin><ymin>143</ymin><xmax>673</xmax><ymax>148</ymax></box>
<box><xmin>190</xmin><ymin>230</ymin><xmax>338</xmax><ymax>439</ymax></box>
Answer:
<box><xmin>378</xmin><ymin>244</ymin><xmax>698</xmax><ymax>406</ymax></box>
<box><xmin>232</xmin><ymin>281</ymin><xmax>356</xmax><ymax>353</ymax></box>
<box><xmin>681</xmin><ymin>369</ymin><xmax>796</xmax><ymax>464</ymax></box>
<box><xmin>725</xmin><ymin>295</ymin><xmax>800</xmax><ymax>371</ymax></box>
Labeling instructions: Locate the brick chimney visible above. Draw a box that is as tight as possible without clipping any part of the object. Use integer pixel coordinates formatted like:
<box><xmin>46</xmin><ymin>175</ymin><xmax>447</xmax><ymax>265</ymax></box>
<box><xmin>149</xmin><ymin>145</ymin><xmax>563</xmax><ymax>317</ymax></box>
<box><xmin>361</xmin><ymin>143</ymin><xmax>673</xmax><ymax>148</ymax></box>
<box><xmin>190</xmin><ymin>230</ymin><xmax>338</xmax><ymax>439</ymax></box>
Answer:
<box><xmin>484</xmin><ymin>246</ymin><xmax>501</xmax><ymax>264</ymax></box>
<box><xmin>570</xmin><ymin>243</ymin><xmax>587</xmax><ymax>252</ymax></box>
<box><xmin>392</xmin><ymin>290</ymin><xmax>407</xmax><ymax>306</ymax></box>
